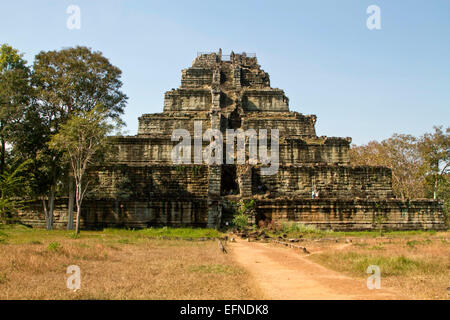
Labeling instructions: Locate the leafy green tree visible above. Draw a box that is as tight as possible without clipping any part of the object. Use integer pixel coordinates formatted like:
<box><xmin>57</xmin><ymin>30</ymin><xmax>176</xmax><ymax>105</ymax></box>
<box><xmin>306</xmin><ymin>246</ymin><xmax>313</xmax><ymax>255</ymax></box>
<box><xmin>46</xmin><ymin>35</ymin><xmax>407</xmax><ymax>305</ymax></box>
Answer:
<box><xmin>418</xmin><ymin>126</ymin><xmax>449</xmax><ymax>200</ymax></box>
<box><xmin>0</xmin><ymin>160</ymin><xmax>32</xmax><ymax>222</ymax></box>
<box><xmin>0</xmin><ymin>44</ymin><xmax>31</xmax><ymax>175</ymax></box>
<box><xmin>11</xmin><ymin>105</ymin><xmax>53</xmax><ymax>192</ymax></box>
<box><xmin>350</xmin><ymin>134</ymin><xmax>425</xmax><ymax>199</ymax></box>
<box><xmin>350</xmin><ymin>126</ymin><xmax>449</xmax><ymax>225</ymax></box>
<box><xmin>32</xmin><ymin>46</ymin><xmax>126</xmax><ymax>120</ymax></box>
<box><xmin>11</xmin><ymin>102</ymin><xmax>64</xmax><ymax>230</ymax></box>
<box><xmin>49</xmin><ymin>107</ymin><xmax>120</xmax><ymax>234</ymax></box>
<box><xmin>32</xmin><ymin>46</ymin><xmax>127</xmax><ymax>230</ymax></box>
<box><xmin>232</xmin><ymin>199</ymin><xmax>255</xmax><ymax>230</ymax></box>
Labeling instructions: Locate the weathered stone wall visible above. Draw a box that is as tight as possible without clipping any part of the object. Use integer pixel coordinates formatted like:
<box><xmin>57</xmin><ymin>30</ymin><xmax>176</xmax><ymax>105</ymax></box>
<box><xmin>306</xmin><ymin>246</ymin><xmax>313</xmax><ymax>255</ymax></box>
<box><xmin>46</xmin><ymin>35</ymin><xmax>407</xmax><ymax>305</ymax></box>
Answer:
<box><xmin>93</xmin><ymin>164</ymin><xmax>209</xmax><ymax>200</ymax></box>
<box><xmin>252</xmin><ymin>165</ymin><xmax>394</xmax><ymax>199</ymax></box>
<box><xmin>240</xmin><ymin>65</ymin><xmax>270</xmax><ymax>88</ymax></box>
<box><xmin>181</xmin><ymin>68</ymin><xmax>213</xmax><ymax>88</ymax></box>
<box><xmin>138</xmin><ymin>114</ymin><xmax>210</xmax><ymax>136</ymax></box>
<box><xmin>164</xmin><ymin>89</ymin><xmax>212</xmax><ymax>112</ymax></box>
<box><xmin>19</xmin><ymin>197</ymin><xmax>445</xmax><ymax>231</ymax></box>
<box><xmin>253</xmin><ymin>198</ymin><xmax>446</xmax><ymax>231</ymax></box>
<box><xmin>113</xmin><ymin>136</ymin><xmax>350</xmax><ymax>166</ymax></box>
<box><xmin>17</xmin><ymin>164</ymin><xmax>212</xmax><ymax>229</ymax></box>
<box><xmin>279</xmin><ymin>137</ymin><xmax>351</xmax><ymax>165</ymax></box>
<box><xmin>242</xmin><ymin>112</ymin><xmax>317</xmax><ymax>138</ymax></box>
<box><xmin>242</xmin><ymin>89</ymin><xmax>289</xmax><ymax>112</ymax></box>
<box><xmin>114</xmin><ymin>138</ymin><xmax>176</xmax><ymax>164</ymax></box>
<box><xmin>18</xmin><ymin>198</ymin><xmax>209</xmax><ymax>229</ymax></box>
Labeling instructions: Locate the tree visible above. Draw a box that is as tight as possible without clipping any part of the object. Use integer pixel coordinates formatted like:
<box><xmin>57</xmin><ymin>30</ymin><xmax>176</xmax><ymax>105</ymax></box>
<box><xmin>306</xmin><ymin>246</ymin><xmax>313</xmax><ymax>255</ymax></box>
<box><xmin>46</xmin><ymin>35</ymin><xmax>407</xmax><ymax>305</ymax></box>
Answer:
<box><xmin>350</xmin><ymin>127</ymin><xmax>449</xmax><ymax>226</ymax></box>
<box><xmin>0</xmin><ymin>44</ymin><xmax>31</xmax><ymax>175</ymax></box>
<box><xmin>0</xmin><ymin>160</ymin><xmax>32</xmax><ymax>223</ymax></box>
<box><xmin>49</xmin><ymin>107</ymin><xmax>119</xmax><ymax>234</ymax></box>
<box><xmin>350</xmin><ymin>134</ymin><xmax>425</xmax><ymax>199</ymax></box>
<box><xmin>11</xmin><ymin>103</ymin><xmax>65</xmax><ymax>230</ymax></box>
<box><xmin>32</xmin><ymin>46</ymin><xmax>127</xmax><ymax>230</ymax></box>
<box><xmin>231</xmin><ymin>199</ymin><xmax>255</xmax><ymax>230</ymax></box>
<box><xmin>418</xmin><ymin>126</ymin><xmax>449</xmax><ymax>200</ymax></box>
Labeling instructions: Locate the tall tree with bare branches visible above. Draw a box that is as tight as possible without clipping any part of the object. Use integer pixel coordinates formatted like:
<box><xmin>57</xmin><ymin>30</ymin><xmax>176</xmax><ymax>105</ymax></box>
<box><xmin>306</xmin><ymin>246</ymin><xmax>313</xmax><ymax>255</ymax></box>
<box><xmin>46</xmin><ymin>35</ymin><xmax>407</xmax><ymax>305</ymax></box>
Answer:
<box><xmin>49</xmin><ymin>107</ymin><xmax>119</xmax><ymax>234</ymax></box>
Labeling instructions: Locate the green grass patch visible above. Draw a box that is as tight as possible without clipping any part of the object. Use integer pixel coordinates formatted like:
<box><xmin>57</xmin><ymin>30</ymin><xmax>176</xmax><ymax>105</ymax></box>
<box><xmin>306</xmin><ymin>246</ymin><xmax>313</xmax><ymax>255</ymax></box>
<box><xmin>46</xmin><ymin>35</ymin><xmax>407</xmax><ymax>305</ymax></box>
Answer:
<box><xmin>312</xmin><ymin>252</ymin><xmax>445</xmax><ymax>277</ymax></box>
<box><xmin>67</xmin><ymin>232</ymin><xmax>81</xmax><ymax>239</ymax></box>
<box><xmin>28</xmin><ymin>240</ymin><xmax>42</xmax><ymax>245</ymax></box>
<box><xmin>264</xmin><ymin>223</ymin><xmax>441</xmax><ymax>239</ymax></box>
<box><xmin>117</xmin><ymin>238</ymin><xmax>132</xmax><ymax>244</ymax></box>
<box><xmin>103</xmin><ymin>227</ymin><xmax>222</xmax><ymax>239</ymax></box>
<box><xmin>0</xmin><ymin>225</ymin><xmax>223</xmax><ymax>244</ymax></box>
<box><xmin>406</xmin><ymin>239</ymin><xmax>432</xmax><ymax>248</ymax></box>
<box><xmin>369</xmin><ymin>244</ymin><xmax>385</xmax><ymax>250</ymax></box>
<box><xmin>330</xmin><ymin>230</ymin><xmax>438</xmax><ymax>238</ymax></box>
<box><xmin>189</xmin><ymin>264</ymin><xmax>238</xmax><ymax>275</ymax></box>
<box><xmin>0</xmin><ymin>225</ymin><xmax>78</xmax><ymax>244</ymax></box>
<box><xmin>47</xmin><ymin>241</ymin><xmax>61</xmax><ymax>251</ymax></box>
<box><xmin>352</xmin><ymin>242</ymin><xmax>369</xmax><ymax>247</ymax></box>
<box><xmin>139</xmin><ymin>227</ymin><xmax>222</xmax><ymax>239</ymax></box>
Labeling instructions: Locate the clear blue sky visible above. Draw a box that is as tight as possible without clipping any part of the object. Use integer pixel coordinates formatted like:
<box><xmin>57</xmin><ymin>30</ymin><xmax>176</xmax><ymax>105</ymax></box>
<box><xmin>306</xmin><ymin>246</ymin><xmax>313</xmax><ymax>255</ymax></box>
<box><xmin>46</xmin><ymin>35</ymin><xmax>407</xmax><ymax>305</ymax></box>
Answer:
<box><xmin>1</xmin><ymin>0</ymin><xmax>449</xmax><ymax>144</ymax></box>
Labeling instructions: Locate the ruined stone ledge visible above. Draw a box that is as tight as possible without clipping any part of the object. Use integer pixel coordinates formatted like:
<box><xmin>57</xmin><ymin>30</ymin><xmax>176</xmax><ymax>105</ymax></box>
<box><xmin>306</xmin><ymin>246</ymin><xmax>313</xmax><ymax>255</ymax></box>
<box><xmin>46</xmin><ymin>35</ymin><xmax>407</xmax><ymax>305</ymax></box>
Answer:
<box><xmin>250</xmin><ymin>198</ymin><xmax>446</xmax><ymax>231</ymax></box>
<box><xmin>16</xmin><ymin>198</ymin><xmax>210</xmax><ymax>230</ymax></box>
<box><xmin>138</xmin><ymin>114</ymin><xmax>210</xmax><ymax>121</ymax></box>
<box><xmin>251</xmin><ymin>197</ymin><xmax>442</xmax><ymax>204</ymax></box>
<box><xmin>284</xmin><ymin>136</ymin><xmax>352</xmax><ymax>145</ymax></box>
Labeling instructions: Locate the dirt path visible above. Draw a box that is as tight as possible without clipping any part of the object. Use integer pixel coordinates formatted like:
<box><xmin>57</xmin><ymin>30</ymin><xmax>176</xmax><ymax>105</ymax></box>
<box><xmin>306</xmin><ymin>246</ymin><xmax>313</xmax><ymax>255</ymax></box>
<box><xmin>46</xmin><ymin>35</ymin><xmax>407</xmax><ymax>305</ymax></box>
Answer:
<box><xmin>230</xmin><ymin>239</ymin><xmax>405</xmax><ymax>300</ymax></box>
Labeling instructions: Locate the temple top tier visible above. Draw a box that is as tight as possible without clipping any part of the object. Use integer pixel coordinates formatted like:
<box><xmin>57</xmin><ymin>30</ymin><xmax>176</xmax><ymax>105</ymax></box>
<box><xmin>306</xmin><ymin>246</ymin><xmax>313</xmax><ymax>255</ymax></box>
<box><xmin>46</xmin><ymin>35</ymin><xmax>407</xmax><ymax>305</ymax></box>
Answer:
<box><xmin>181</xmin><ymin>50</ymin><xmax>270</xmax><ymax>89</ymax></box>
<box><xmin>163</xmin><ymin>50</ymin><xmax>290</xmax><ymax>113</ymax></box>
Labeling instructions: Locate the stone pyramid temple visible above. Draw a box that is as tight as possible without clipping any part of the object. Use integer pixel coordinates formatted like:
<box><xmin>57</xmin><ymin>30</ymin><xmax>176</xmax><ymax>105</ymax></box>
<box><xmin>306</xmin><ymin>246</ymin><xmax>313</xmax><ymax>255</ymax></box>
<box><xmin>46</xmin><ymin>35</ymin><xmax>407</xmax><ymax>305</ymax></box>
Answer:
<box><xmin>20</xmin><ymin>51</ymin><xmax>445</xmax><ymax>230</ymax></box>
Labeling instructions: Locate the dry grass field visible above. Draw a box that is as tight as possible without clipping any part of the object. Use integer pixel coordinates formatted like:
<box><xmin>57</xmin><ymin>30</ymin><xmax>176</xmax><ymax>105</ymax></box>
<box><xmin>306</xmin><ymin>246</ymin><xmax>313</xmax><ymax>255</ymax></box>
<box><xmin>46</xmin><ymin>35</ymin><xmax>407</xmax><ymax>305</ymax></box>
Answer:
<box><xmin>0</xmin><ymin>224</ymin><xmax>448</xmax><ymax>300</ymax></box>
<box><xmin>305</xmin><ymin>232</ymin><xmax>450</xmax><ymax>300</ymax></box>
<box><xmin>0</xmin><ymin>225</ymin><xmax>261</xmax><ymax>300</ymax></box>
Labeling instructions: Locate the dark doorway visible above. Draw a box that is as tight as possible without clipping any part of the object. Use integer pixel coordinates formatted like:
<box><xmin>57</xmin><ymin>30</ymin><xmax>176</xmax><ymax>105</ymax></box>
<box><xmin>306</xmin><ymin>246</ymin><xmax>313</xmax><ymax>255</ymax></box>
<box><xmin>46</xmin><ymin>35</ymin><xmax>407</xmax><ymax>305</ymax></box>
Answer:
<box><xmin>228</xmin><ymin>107</ymin><xmax>241</xmax><ymax>130</ymax></box>
<box><xmin>221</xmin><ymin>165</ymin><xmax>239</xmax><ymax>195</ymax></box>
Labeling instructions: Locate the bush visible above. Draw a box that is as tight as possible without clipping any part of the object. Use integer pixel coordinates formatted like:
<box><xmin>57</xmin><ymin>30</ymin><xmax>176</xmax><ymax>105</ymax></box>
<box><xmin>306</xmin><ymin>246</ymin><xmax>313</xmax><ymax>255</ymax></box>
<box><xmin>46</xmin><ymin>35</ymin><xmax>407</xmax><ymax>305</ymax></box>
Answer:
<box><xmin>229</xmin><ymin>199</ymin><xmax>255</xmax><ymax>230</ymax></box>
<box><xmin>281</xmin><ymin>222</ymin><xmax>323</xmax><ymax>234</ymax></box>
<box><xmin>232</xmin><ymin>214</ymin><xmax>249</xmax><ymax>230</ymax></box>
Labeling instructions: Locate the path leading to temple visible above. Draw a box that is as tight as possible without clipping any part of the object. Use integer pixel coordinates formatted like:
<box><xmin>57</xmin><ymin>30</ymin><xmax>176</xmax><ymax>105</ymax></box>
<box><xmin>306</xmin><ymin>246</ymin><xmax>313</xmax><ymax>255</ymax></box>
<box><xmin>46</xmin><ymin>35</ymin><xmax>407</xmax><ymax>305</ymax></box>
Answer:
<box><xmin>230</xmin><ymin>240</ymin><xmax>405</xmax><ymax>300</ymax></box>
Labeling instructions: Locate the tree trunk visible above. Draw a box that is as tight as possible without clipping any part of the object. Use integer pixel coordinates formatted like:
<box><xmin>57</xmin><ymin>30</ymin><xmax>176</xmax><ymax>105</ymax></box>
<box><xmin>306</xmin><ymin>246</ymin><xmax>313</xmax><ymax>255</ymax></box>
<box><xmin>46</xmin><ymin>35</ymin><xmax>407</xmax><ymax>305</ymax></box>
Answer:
<box><xmin>433</xmin><ymin>175</ymin><xmax>438</xmax><ymax>200</ymax></box>
<box><xmin>0</xmin><ymin>136</ymin><xmax>5</xmax><ymax>176</ymax></box>
<box><xmin>46</xmin><ymin>185</ymin><xmax>55</xmax><ymax>230</ymax></box>
<box><xmin>67</xmin><ymin>175</ymin><xmax>75</xmax><ymax>230</ymax></box>
<box><xmin>42</xmin><ymin>198</ymin><xmax>48</xmax><ymax>225</ymax></box>
<box><xmin>75</xmin><ymin>182</ymin><xmax>82</xmax><ymax>234</ymax></box>
<box><xmin>0</xmin><ymin>120</ymin><xmax>4</xmax><ymax>176</ymax></box>
<box><xmin>75</xmin><ymin>202</ymin><xmax>81</xmax><ymax>235</ymax></box>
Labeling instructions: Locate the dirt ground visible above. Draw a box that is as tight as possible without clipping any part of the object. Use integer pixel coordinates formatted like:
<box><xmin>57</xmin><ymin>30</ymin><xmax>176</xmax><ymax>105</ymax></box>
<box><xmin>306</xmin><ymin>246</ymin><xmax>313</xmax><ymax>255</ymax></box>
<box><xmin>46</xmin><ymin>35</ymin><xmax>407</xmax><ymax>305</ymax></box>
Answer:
<box><xmin>230</xmin><ymin>239</ymin><xmax>403</xmax><ymax>300</ymax></box>
<box><xmin>229</xmin><ymin>235</ymin><xmax>449</xmax><ymax>300</ymax></box>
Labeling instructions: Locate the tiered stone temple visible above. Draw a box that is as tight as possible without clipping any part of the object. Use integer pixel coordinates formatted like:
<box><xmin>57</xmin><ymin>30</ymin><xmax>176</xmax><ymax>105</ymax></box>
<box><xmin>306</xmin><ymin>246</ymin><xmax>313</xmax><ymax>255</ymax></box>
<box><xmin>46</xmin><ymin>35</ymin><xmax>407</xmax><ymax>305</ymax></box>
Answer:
<box><xmin>19</xmin><ymin>51</ymin><xmax>445</xmax><ymax>230</ymax></box>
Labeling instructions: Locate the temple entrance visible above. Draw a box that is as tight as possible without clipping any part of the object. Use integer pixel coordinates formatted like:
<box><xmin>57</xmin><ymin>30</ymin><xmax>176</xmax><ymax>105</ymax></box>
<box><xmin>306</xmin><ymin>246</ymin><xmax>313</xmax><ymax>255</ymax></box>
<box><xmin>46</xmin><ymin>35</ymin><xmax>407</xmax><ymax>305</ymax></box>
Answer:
<box><xmin>228</xmin><ymin>107</ymin><xmax>242</xmax><ymax>130</ymax></box>
<box><xmin>255</xmin><ymin>212</ymin><xmax>271</xmax><ymax>228</ymax></box>
<box><xmin>221</xmin><ymin>165</ymin><xmax>239</xmax><ymax>195</ymax></box>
